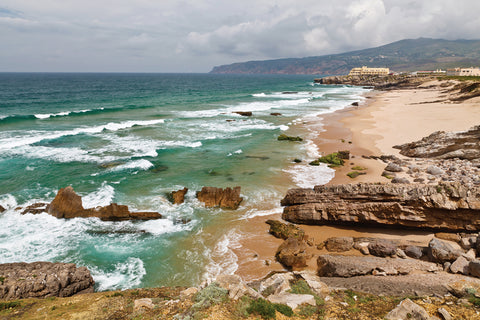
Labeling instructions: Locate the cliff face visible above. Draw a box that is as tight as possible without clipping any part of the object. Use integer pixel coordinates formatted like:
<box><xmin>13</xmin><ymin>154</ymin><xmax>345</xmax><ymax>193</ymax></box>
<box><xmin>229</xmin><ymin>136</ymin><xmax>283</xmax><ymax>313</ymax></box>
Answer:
<box><xmin>281</xmin><ymin>183</ymin><xmax>480</xmax><ymax>231</ymax></box>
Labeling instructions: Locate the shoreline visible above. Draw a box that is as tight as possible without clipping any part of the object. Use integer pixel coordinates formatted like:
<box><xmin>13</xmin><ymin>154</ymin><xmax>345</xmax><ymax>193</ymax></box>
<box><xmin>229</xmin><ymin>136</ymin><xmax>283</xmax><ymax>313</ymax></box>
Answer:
<box><xmin>233</xmin><ymin>78</ymin><xmax>480</xmax><ymax>281</ymax></box>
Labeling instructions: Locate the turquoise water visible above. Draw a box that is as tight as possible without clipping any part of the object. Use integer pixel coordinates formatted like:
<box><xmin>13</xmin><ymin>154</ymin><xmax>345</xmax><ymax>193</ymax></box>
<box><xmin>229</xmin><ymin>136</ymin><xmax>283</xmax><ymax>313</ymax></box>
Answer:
<box><xmin>0</xmin><ymin>73</ymin><xmax>369</xmax><ymax>290</ymax></box>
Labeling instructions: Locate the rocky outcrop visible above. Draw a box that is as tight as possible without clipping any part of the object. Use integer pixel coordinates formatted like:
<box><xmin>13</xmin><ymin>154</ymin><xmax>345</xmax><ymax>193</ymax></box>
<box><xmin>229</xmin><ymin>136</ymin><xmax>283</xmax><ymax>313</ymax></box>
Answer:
<box><xmin>0</xmin><ymin>205</ymin><xmax>5</xmax><ymax>213</ymax></box>
<box><xmin>234</xmin><ymin>111</ymin><xmax>252</xmax><ymax>116</ymax></box>
<box><xmin>169</xmin><ymin>187</ymin><xmax>188</xmax><ymax>205</ymax></box>
<box><xmin>196</xmin><ymin>186</ymin><xmax>243</xmax><ymax>209</ymax></box>
<box><xmin>393</xmin><ymin>125</ymin><xmax>480</xmax><ymax>160</ymax></box>
<box><xmin>315</xmin><ymin>75</ymin><xmax>428</xmax><ymax>90</ymax></box>
<box><xmin>39</xmin><ymin>186</ymin><xmax>162</xmax><ymax>221</ymax></box>
<box><xmin>317</xmin><ymin>255</ymin><xmax>440</xmax><ymax>277</ymax></box>
<box><xmin>281</xmin><ymin>182</ymin><xmax>480</xmax><ymax>231</ymax></box>
<box><xmin>0</xmin><ymin>262</ymin><xmax>94</xmax><ymax>300</ymax></box>
<box><xmin>385</xmin><ymin>298</ymin><xmax>430</xmax><ymax>320</ymax></box>
<box><xmin>265</xmin><ymin>220</ymin><xmax>305</xmax><ymax>240</ymax></box>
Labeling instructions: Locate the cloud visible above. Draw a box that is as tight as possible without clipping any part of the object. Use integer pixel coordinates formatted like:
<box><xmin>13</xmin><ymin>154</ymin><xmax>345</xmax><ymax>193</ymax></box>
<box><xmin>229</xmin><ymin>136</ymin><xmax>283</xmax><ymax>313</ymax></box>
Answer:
<box><xmin>1</xmin><ymin>0</ymin><xmax>480</xmax><ymax>72</ymax></box>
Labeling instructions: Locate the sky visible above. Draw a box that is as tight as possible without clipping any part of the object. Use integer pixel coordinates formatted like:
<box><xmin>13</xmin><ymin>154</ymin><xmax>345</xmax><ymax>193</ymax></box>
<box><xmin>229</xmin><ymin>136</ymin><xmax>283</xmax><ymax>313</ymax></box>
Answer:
<box><xmin>1</xmin><ymin>0</ymin><xmax>480</xmax><ymax>73</ymax></box>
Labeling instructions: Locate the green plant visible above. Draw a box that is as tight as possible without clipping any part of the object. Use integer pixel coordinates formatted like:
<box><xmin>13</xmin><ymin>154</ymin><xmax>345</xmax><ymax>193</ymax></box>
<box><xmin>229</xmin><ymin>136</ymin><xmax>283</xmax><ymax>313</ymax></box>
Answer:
<box><xmin>273</xmin><ymin>303</ymin><xmax>293</xmax><ymax>317</ymax></box>
<box><xmin>0</xmin><ymin>276</ymin><xmax>5</xmax><ymax>285</ymax></box>
<box><xmin>192</xmin><ymin>283</ymin><xmax>228</xmax><ymax>310</ymax></box>
<box><xmin>296</xmin><ymin>305</ymin><xmax>317</xmax><ymax>318</ymax></box>
<box><xmin>344</xmin><ymin>289</ymin><xmax>357</xmax><ymax>306</ymax></box>
<box><xmin>347</xmin><ymin>171</ymin><xmax>361</xmax><ymax>178</ymax></box>
<box><xmin>469</xmin><ymin>295</ymin><xmax>480</xmax><ymax>307</ymax></box>
<box><xmin>246</xmin><ymin>298</ymin><xmax>276</xmax><ymax>319</ymax></box>
<box><xmin>289</xmin><ymin>280</ymin><xmax>312</xmax><ymax>295</ymax></box>
<box><xmin>277</xmin><ymin>134</ymin><xmax>303</xmax><ymax>142</ymax></box>
<box><xmin>317</xmin><ymin>153</ymin><xmax>345</xmax><ymax>167</ymax></box>
<box><xmin>436</xmin><ymin>185</ymin><xmax>443</xmax><ymax>193</ymax></box>
<box><xmin>234</xmin><ymin>296</ymin><xmax>254</xmax><ymax>318</ymax></box>
<box><xmin>109</xmin><ymin>292</ymin><xmax>124</xmax><ymax>297</ymax></box>
<box><xmin>0</xmin><ymin>301</ymin><xmax>21</xmax><ymax>311</ymax></box>
<box><xmin>351</xmin><ymin>166</ymin><xmax>366</xmax><ymax>171</ymax></box>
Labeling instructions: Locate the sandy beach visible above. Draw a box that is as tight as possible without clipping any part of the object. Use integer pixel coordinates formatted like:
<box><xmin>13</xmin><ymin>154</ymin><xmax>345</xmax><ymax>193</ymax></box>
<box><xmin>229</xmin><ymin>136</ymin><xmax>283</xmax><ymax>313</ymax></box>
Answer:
<box><xmin>234</xmin><ymin>79</ymin><xmax>480</xmax><ymax>281</ymax></box>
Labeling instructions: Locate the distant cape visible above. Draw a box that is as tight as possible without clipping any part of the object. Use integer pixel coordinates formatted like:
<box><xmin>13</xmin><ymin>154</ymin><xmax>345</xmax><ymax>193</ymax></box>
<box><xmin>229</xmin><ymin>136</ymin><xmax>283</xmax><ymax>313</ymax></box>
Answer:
<box><xmin>210</xmin><ymin>38</ymin><xmax>480</xmax><ymax>75</ymax></box>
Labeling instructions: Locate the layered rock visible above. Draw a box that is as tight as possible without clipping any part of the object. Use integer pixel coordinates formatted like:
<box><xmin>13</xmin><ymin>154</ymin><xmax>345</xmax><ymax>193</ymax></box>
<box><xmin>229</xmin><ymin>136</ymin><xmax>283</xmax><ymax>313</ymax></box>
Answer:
<box><xmin>275</xmin><ymin>238</ymin><xmax>309</xmax><ymax>270</ymax></box>
<box><xmin>196</xmin><ymin>186</ymin><xmax>243</xmax><ymax>209</ymax></box>
<box><xmin>281</xmin><ymin>182</ymin><xmax>480</xmax><ymax>231</ymax></box>
<box><xmin>41</xmin><ymin>186</ymin><xmax>162</xmax><ymax>221</ymax></box>
<box><xmin>0</xmin><ymin>262</ymin><xmax>94</xmax><ymax>300</ymax></box>
<box><xmin>169</xmin><ymin>187</ymin><xmax>188</xmax><ymax>205</ymax></box>
<box><xmin>393</xmin><ymin>125</ymin><xmax>480</xmax><ymax>160</ymax></box>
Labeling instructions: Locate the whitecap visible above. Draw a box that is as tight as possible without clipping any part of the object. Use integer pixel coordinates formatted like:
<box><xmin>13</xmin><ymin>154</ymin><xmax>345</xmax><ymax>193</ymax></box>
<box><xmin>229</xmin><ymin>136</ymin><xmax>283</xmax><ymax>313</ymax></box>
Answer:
<box><xmin>203</xmin><ymin>229</ymin><xmax>241</xmax><ymax>282</ymax></box>
<box><xmin>0</xmin><ymin>194</ymin><xmax>17</xmax><ymax>210</ymax></box>
<box><xmin>109</xmin><ymin>159</ymin><xmax>154</xmax><ymax>173</ymax></box>
<box><xmin>83</xmin><ymin>183</ymin><xmax>115</xmax><ymax>208</ymax></box>
<box><xmin>89</xmin><ymin>257</ymin><xmax>146</xmax><ymax>291</ymax></box>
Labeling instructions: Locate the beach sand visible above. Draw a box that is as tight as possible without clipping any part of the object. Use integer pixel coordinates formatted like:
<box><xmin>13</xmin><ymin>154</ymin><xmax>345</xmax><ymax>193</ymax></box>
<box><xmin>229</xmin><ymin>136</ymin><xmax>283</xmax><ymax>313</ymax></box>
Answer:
<box><xmin>233</xmin><ymin>80</ymin><xmax>480</xmax><ymax>281</ymax></box>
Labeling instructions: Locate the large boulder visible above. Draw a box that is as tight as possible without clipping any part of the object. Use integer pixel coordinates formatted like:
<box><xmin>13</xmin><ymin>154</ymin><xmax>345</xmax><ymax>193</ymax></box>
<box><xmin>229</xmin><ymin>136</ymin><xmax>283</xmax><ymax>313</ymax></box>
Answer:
<box><xmin>393</xmin><ymin>125</ymin><xmax>480</xmax><ymax>160</ymax></box>
<box><xmin>385</xmin><ymin>298</ymin><xmax>430</xmax><ymax>320</ymax></box>
<box><xmin>281</xmin><ymin>182</ymin><xmax>480</xmax><ymax>231</ymax></box>
<box><xmin>215</xmin><ymin>274</ymin><xmax>261</xmax><ymax>300</ymax></box>
<box><xmin>0</xmin><ymin>262</ymin><xmax>94</xmax><ymax>300</ymax></box>
<box><xmin>196</xmin><ymin>186</ymin><xmax>243</xmax><ymax>209</ymax></box>
<box><xmin>276</xmin><ymin>238</ymin><xmax>309</xmax><ymax>270</ymax></box>
<box><xmin>429</xmin><ymin>238</ymin><xmax>463</xmax><ymax>263</ymax></box>
<box><xmin>317</xmin><ymin>255</ymin><xmax>440</xmax><ymax>277</ymax></box>
<box><xmin>324</xmin><ymin>237</ymin><xmax>354</xmax><ymax>252</ymax></box>
<box><xmin>44</xmin><ymin>186</ymin><xmax>162</xmax><ymax>221</ymax></box>
<box><xmin>368</xmin><ymin>240</ymin><xmax>397</xmax><ymax>257</ymax></box>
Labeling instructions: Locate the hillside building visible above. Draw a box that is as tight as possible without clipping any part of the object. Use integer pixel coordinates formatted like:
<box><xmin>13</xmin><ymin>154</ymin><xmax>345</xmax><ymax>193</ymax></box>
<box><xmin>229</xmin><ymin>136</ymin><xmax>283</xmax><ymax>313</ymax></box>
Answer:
<box><xmin>348</xmin><ymin>66</ymin><xmax>390</xmax><ymax>76</ymax></box>
<box><xmin>447</xmin><ymin>67</ymin><xmax>480</xmax><ymax>76</ymax></box>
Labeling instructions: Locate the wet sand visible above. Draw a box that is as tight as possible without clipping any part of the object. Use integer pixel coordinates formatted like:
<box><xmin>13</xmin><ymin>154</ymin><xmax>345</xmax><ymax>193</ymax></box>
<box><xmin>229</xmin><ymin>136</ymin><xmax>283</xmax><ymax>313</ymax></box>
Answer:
<box><xmin>233</xmin><ymin>80</ymin><xmax>480</xmax><ymax>282</ymax></box>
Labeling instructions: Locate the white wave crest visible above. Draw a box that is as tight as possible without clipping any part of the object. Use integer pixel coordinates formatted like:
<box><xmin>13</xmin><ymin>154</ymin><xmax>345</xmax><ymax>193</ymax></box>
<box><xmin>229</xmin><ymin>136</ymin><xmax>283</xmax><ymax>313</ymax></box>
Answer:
<box><xmin>203</xmin><ymin>229</ymin><xmax>241</xmax><ymax>282</ymax></box>
<box><xmin>82</xmin><ymin>183</ymin><xmax>115</xmax><ymax>208</ymax></box>
<box><xmin>90</xmin><ymin>257</ymin><xmax>146</xmax><ymax>291</ymax></box>
<box><xmin>0</xmin><ymin>194</ymin><xmax>17</xmax><ymax>210</ymax></box>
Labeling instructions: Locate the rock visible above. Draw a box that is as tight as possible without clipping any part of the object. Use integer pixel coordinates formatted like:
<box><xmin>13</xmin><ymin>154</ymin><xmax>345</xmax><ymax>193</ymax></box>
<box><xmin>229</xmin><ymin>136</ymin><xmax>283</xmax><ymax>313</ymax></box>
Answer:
<box><xmin>437</xmin><ymin>307</ymin><xmax>452</xmax><ymax>320</ymax></box>
<box><xmin>427</xmin><ymin>165</ymin><xmax>445</xmax><ymax>176</ymax></box>
<box><xmin>276</xmin><ymin>238</ymin><xmax>309</xmax><ymax>270</ymax></box>
<box><xmin>429</xmin><ymin>238</ymin><xmax>463</xmax><ymax>263</ymax></box>
<box><xmin>20</xmin><ymin>203</ymin><xmax>48</xmax><ymax>214</ymax></box>
<box><xmin>393</xmin><ymin>125</ymin><xmax>480</xmax><ymax>160</ymax></box>
<box><xmin>460</xmin><ymin>236</ymin><xmax>477</xmax><ymax>250</ymax></box>
<box><xmin>215</xmin><ymin>274</ymin><xmax>261</xmax><ymax>300</ymax></box>
<box><xmin>324</xmin><ymin>237</ymin><xmax>354</xmax><ymax>252</ymax></box>
<box><xmin>267</xmin><ymin>292</ymin><xmax>316</xmax><ymax>310</ymax></box>
<box><xmin>169</xmin><ymin>187</ymin><xmax>188</xmax><ymax>205</ymax></box>
<box><xmin>0</xmin><ymin>205</ymin><xmax>5</xmax><ymax>213</ymax></box>
<box><xmin>277</xmin><ymin>134</ymin><xmax>303</xmax><ymax>142</ymax></box>
<box><xmin>257</xmin><ymin>273</ymin><xmax>293</xmax><ymax>296</ymax></box>
<box><xmin>382</xmin><ymin>170</ymin><xmax>396</xmax><ymax>178</ymax></box>
<box><xmin>281</xmin><ymin>182</ymin><xmax>480</xmax><ymax>231</ymax></box>
<box><xmin>234</xmin><ymin>111</ymin><xmax>252</xmax><ymax>116</ymax></box>
<box><xmin>265</xmin><ymin>220</ymin><xmax>305</xmax><ymax>240</ymax></box>
<box><xmin>295</xmin><ymin>270</ymin><xmax>331</xmax><ymax>297</ymax></box>
<box><xmin>444</xmin><ymin>262</ymin><xmax>451</xmax><ymax>272</ymax></box>
<box><xmin>196</xmin><ymin>186</ymin><xmax>243</xmax><ymax>209</ymax></box>
<box><xmin>134</xmin><ymin>298</ymin><xmax>155</xmax><ymax>311</ymax></box>
<box><xmin>405</xmin><ymin>246</ymin><xmax>424</xmax><ymax>259</ymax></box>
<box><xmin>385</xmin><ymin>162</ymin><xmax>403</xmax><ymax>172</ymax></box>
<box><xmin>0</xmin><ymin>262</ymin><xmax>94</xmax><ymax>300</ymax></box>
<box><xmin>317</xmin><ymin>255</ymin><xmax>440</xmax><ymax>277</ymax></box>
<box><xmin>469</xmin><ymin>260</ymin><xmax>480</xmax><ymax>278</ymax></box>
<box><xmin>44</xmin><ymin>186</ymin><xmax>162</xmax><ymax>221</ymax></box>
<box><xmin>270</xmin><ymin>112</ymin><xmax>282</xmax><ymax>116</ymax></box>
<box><xmin>396</xmin><ymin>248</ymin><xmax>408</xmax><ymax>259</ymax></box>
<box><xmin>385</xmin><ymin>298</ymin><xmax>430</xmax><ymax>320</ymax></box>
<box><xmin>447</xmin><ymin>280</ymin><xmax>480</xmax><ymax>297</ymax></box>
<box><xmin>391</xmin><ymin>177</ymin><xmax>410</xmax><ymax>184</ymax></box>
<box><xmin>337</xmin><ymin>150</ymin><xmax>350</xmax><ymax>160</ymax></box>
<box><xmin>368</xmin><ymin>240</ymin><xmax>397</xmax><ymax>257</ymax></box>
<box><xmin>464</xmin><ymin>249</ymin><xmax>476</xmax><ymax>261</ymax></box>
<box><xmin>435</xmin><ymin>233</ymin><xmax>461</xmax><ymax>243</ymax></box>
<box><xmin>450</xmin><ymin>256</ymin><xmax>470</xmax><ymax>274</ymax></box>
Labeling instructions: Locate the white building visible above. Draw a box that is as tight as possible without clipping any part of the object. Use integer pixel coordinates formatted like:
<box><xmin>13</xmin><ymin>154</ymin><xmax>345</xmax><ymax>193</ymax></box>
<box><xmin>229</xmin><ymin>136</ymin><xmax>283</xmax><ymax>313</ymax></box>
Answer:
<box><xmin>348</xmin><ymin>66</ymin><xmax>390</xmax><ymax>76</ymax></box>
<box><xmin>446</xmin><ymin>67</ymin><xmax>480</xmax><ymax>76</ymax></box>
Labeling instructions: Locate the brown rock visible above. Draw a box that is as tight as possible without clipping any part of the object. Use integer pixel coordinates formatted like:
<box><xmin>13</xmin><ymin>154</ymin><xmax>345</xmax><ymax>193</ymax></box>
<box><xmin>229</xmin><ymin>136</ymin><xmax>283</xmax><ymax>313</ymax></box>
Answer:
<box><xmin>368</xmin><ymin>240</ymin><xmax>397</xmax><ymax>257</ymax></box>
<box><xmin>270</xmin><ymin>112</ymin><xmax>282</xmax><ymax>116</ymax></box>
<box><xmin>393</xmin><ymin>125</ymin><xmax>480</xmax><ymax>160</ymax></box>
<box><xmin>234</xmin><ymin>111</ymin><xmax>252</xmax><ymax>116</ymax></box>
<box><xmin>435</xmin><ymin>232</ymin><xmax>461</xmax><ymax>243</ymax></box>
<box><xmin>45</xmin><ymin>186</ymin><xmax>162</xmax><ymax>221</ymax></box>
<box><xmin>196</xmin><ymin>186</ymin><xmax>243</xmax><ymax>209</ymax></box>
<box><xmin>276</xmin><ymin>238</ymin><xmax>309</xmax><ymax>270</ymax></box>
<box><xmin>170</xmin><ymin>187</ymin><xmax>188</xmax><ymax>205</ymax></box>
<box><xmin>281</xmin><ymin>182</ymin><xmax>480</xmax><ymax>231</ymax></box>
<box><xmin>0</xmin><ymin>205</ymin><xmax>5</xmax><ymax>213</ymax></box>
<box><xmin>324</xmin><ymin>237</ymin><xmax>354</xmax><ymax>252</ymax></box>
<box><xmin>0</xmin><ymin>262</ymin><xmax>94</xmax><ymax>300</ymax></box>
<box><xmin>20</xmin><ymin>203</ymin><xmax>49</xmax><ymax>215</ymax></box>
<box><xmin>265</xmin><ymin>220</ymin><xmax>305</xmax><ymax>240</ymax></box>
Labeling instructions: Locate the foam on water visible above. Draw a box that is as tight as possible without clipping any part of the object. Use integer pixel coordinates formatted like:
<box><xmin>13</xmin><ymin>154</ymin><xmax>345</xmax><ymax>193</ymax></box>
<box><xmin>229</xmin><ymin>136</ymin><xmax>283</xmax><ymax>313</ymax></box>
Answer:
<box><xmin>109</xmin><ymin>159</ymin><xmax>154</xmax><ymax>173</ymax></box>
<box><xmin>203</xmin><ymin>229</ymin><xmax>242</xmax><ymax>282</ymax></box>
<box><xmin>83</xmin><ymin>183</ymin><xmax>116</xmax><ymax>208</ymax></box>
<box><xmin>89</xmin><ymin>257</ymin><xmax>146</xmax><ymax>291</ymax></box>
<box><xmin>0</xmin><ymin>194</ymin><xmax>17</xmax><ymax>210</ymax></box>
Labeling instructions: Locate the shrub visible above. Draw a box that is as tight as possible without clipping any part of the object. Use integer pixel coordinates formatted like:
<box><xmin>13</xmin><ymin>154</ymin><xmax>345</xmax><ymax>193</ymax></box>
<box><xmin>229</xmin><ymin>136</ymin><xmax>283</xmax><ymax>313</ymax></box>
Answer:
<box><xmin>192</xmin><ymin>283</ymin><xmax>228</xmax><ymax>310</ymax></box>
<box><xmin>278</xmin><ymin>134</ymin><xmax>303</xmax><ymax>142</ymax></box>
<box><xmin>247</xmin><ymin>298</ymin><xmax>276</xmax><ymax>319</ymax></box>
<box><xmin>0</xmin><ymin>301</ymin><xmax>21</xmax><ymax>311</ymax></box>
<box><xmin>296</xmin><ymin>305</ymin><xmax>317</xmax><ymax>318</ymax></box>
<box><xmin>273</xmin><ymin>303</ymin><xmax>293</xmax><ymax>317</ymax></box>
<box><xmin>289</xmin><ymin>280</ymin><xmax>313</xmax><ymax>295</ymax></box>
<box><xmin>318</xmin><ymin>153</ymin><xmax>345</xmax><ymax>167</ymax></box>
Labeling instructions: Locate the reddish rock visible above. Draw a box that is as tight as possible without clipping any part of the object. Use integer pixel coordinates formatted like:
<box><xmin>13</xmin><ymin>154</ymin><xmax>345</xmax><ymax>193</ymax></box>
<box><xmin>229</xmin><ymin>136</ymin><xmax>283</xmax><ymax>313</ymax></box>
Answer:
<box><xmin>0</xmin><ymin>205</ymin><xmax>5</xmax><ymax>213</ymax></box>
<box><xmin>196</xmin><ymin>186</ymin><xmax>243</xmax><ymax>209</ymax></box>
<box><xmin>44</xmin><ymin>186</ymin><xmax>162</xmax><ymax>221</ymax></box>
<box><xmin>0</xmin><ymin>262</ymin><xmax>94</xmax><ymax>300</ymax></box>
<box><xmin>170</xmin><ymin>187</ymin><xmax>188</xmax><ymax>205</ymax></box>
<box><xmin>276</xmin><ymin>237</ymin><xmax>309</xmax><ymax>270</ymax></box>
<box><xmin>21</xmin><ymin>203</ymin><xmax>49</xmax><ymax>215</ymax></box>
<box><xmin>234</xmin><ymin>111</ymin><xmax>252</xmax><ymax>116</ymax></box>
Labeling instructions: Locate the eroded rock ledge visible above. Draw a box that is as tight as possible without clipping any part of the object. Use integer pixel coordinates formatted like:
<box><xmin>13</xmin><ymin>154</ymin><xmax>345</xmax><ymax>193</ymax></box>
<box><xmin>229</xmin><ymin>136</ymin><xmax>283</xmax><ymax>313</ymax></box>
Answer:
<box><xmin>0</xmin><ymin>262</ymin><xmax>94</xmax><ymax>300</ymax></box>
<box><xmin>281</xmin><ymin>182</ymin><xmax>480</xmax><ymax>231</ymax></box>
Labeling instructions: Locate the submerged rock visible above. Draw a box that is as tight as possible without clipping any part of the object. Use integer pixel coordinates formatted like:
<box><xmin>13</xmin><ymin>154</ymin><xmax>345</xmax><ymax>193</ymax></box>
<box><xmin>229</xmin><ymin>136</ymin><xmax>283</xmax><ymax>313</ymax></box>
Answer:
<box><xmin>196</xmin><ymin>186</ymin><xmax>243</xmax><ymax>209</ymax></box>
<box><xmin>281</xmin><ymin>182</ymin><xmax>480</xmax><ymax>231</ymax></box>
<box><xmin>41</xmin><ymin>186</ymin><xmax>162</xmax><ymax>221</ymax></box>
<box><xmin>0</xmin><ymin>262</ymin><xmax>94</xmax><ymax>300</ymax></box>
<box><xmin>234</xmin><ymin>111</ymin><xmax>252</xmax><ymax>116</ymax></box>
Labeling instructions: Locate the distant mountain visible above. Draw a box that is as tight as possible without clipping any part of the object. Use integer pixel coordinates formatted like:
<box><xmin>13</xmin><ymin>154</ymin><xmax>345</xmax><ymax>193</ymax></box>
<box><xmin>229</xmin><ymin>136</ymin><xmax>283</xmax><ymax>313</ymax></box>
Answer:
<box><xmin>209</xmin><ymin>38</ymin><xmax>480</xmax><ymax>75</ymax></box>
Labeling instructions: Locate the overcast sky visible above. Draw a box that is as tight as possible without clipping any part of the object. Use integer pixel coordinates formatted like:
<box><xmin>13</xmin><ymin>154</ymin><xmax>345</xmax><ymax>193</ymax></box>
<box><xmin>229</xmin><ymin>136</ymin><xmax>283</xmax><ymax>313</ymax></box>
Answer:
<box><xmin>1</xmin><ymin>0</ymin><xmax>479</xmax><ymax>72</ymax></box>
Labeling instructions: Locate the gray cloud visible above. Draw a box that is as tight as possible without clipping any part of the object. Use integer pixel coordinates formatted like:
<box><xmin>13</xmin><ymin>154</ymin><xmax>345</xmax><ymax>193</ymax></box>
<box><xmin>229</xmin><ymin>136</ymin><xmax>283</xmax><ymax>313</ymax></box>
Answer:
<box><xmin>1</xmin><ymin>0</ymin><xmax>480</xmax><ymax>72</ymax></box>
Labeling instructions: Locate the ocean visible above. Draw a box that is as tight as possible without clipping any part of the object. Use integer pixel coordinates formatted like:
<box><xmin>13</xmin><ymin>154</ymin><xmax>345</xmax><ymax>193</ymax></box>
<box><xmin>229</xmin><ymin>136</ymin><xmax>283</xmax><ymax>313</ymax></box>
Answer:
<box><xmin>0</xmin><ymin>73</ymin><xmax>369</xmax><ymax>290</ymax></box>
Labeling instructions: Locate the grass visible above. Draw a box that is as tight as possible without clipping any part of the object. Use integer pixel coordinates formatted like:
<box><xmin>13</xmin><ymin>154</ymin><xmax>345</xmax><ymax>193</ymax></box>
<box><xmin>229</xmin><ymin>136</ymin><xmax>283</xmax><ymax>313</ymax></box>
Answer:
<box><xmin>351</xmin><ymin>166</ymin><xmax>366</xmax><ymax>171</ymax></box>
<box><xmin>439</xmin><ymin>75</ymin><xmax>480</xmax><ymax>81</ymax></box>
<box><xmin>0</xmin><ymin>301</ymin><xmax>21</xmax><ymax>311</ymax></box>
<box><xmin>289</xmin><ymin>280</ymin><xmax>313</xmax><ymax>295</ymax></box>
<box><xmin>347</xmin><ymin>171</ymin><xmax>364</xmax><ymax>178</ymax></box>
